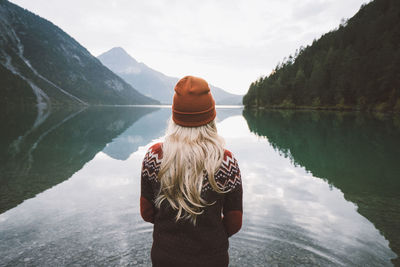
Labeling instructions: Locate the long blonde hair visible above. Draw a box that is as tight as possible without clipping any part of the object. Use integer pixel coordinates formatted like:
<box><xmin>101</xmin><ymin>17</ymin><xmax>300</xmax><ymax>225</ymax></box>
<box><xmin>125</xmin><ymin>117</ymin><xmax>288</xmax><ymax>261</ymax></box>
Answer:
<box><xmin>155</xmin><ymin>118</ymin><xmax>225</xmax><ymax>224</ymax></box>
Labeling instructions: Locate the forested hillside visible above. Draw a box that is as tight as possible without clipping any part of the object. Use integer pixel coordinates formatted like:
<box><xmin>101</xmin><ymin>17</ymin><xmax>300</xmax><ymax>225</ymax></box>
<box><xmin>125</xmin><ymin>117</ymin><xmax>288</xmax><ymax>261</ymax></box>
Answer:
<box><xmin>243</xmin><ymin>0</ymin><xmax>400</xmax><ymax>112</ymax></box>
<box><xmin>0</xmin><ymin>0</ymin><xmax>158</xmax><ymax>111</ymax></box>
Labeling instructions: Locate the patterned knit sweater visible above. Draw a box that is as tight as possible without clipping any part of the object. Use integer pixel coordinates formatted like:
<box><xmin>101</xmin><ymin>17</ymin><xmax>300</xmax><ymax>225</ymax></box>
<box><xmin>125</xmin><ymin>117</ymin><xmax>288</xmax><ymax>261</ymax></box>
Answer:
<box><xmin>140</xmin><ymin>143</ymin><xmax>243</xmax><ymax>267</ymax></box>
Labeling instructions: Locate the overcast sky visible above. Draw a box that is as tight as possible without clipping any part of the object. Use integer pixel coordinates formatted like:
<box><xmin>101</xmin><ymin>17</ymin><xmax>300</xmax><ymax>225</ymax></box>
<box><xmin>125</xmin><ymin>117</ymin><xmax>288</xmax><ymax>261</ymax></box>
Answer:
<box><xmin>11</xmin><ymin>0</ymin><xmax>367</xmax><ymax>94</ymax></box>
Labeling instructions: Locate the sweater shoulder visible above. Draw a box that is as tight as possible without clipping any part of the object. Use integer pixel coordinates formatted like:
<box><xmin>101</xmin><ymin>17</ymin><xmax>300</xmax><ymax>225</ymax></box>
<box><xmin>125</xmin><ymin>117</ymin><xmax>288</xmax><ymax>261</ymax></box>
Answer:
<box><xmin>221</xmin><ymin>149</ymin><xmax>238</xmax><ymax>171</ymax></box>
<box><xmin>149</xmin><ymin>142</ymin><xmax>163</xmax><ymax>157</ymax></box>
<box><xmin>142</xmin><ymin>142</ymin><xmax>163</xmax><ymax>181</ymax></box>
<box><xmin>221</xmin><ymin>149</ymin><xmax>241</xmax><ymax>189</ymax></box>
<box><xmin>223</xmin><ymin>149</ymin><xmax>233</xmax><ymax>160</ymax></box>
<box><xmin>144</xmin><ymin>142</ymin><xmax>163</xmax><ymax>162</ymax></box>
<box><xmin>202</xmin><ymin>149</ymin><xmax>241</xmax><ymax>192</ymax></box>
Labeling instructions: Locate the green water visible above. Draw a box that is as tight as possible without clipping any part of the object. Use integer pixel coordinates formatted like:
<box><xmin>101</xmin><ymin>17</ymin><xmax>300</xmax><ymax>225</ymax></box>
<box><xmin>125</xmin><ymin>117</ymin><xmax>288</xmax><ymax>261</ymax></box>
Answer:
<box><xmin>0</xmin><ymin>107</ymin><xmax>399</xmax><ymax>266</ymax></box>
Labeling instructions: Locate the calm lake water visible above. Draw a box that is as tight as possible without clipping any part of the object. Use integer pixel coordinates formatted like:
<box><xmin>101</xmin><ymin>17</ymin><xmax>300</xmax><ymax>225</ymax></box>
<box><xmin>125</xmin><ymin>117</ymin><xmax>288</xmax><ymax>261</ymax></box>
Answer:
<box><xmin>0</xmin><ymin>107</ymin><xmax>399</xmax><ymax>266</ymax></box>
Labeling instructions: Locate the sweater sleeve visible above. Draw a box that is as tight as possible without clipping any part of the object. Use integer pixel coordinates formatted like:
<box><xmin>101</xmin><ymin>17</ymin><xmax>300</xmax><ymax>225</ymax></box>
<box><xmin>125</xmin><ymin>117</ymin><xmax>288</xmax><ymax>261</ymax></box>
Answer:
<box><xmin>222</xmin><ymin>155</ymin><xmax>243</xmax><ymax>237</ymax></box>
<box><xmin>140</xmin><ymin>149</ymin><xmax>155</xmax><ymax>224</ymax></box>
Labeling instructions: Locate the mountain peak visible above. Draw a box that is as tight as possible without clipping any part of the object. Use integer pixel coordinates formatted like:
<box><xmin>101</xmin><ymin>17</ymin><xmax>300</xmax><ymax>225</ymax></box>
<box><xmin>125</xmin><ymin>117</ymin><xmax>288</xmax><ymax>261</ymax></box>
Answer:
<box><xmin>103</xmin><ymin>46</ymin><xmax>130</xmax><ymax>57</ymax></box>
<box><xmin>0</xmin><ymin>2</ymin><xmax>158</xmax><ymax>107</ymax></box>
<box><xmin>111</xmin><ymin>46</ymin><xmax>125</xmax><ymax>52</ymax></box>
<box><xmin>99</xmin><ymin>47</ymin><xmax>137</xmax><ymax>61</ymax></box>
<box><xmin>98</xmin><ymin>47</ymin><xmax>140</xmax><ymax>74</ymax></box>
<box><xmin>98</xmin><ymin>47</ymin><xmax>243</xmax><ymax>105</ymax></box>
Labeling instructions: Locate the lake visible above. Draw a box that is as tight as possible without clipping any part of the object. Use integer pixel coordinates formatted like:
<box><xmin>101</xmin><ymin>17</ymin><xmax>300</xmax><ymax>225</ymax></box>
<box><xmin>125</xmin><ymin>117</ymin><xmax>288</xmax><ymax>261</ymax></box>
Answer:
<box><xmin>0</xmin><ymin>106</ymin><xmax>399</xmax><ymax>266</ymax></box>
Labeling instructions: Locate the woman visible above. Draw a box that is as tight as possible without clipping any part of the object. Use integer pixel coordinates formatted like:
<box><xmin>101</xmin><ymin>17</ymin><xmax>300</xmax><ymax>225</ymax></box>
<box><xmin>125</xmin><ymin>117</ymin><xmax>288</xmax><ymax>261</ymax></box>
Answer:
<box><xmin>140</xmin><ymin>76</ymin><xmax>243</xmax><ymax>267</ymax></box>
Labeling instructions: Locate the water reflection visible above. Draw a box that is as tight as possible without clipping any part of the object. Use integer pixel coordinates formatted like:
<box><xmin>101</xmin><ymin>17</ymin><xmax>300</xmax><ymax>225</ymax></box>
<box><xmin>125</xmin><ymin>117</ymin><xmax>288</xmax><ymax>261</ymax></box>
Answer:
<box><xmin>0</xmin><ymin>107</ymin><xmax>398</xmax><ymax>266</ymax></box>
<box><xmin>243</xmin><ymin>109</ymin><xmax>400</xmax><ymax>265</ymax></box>
<box><xmin>0</xmin><ymin>106</ymin><xmax>158</xmax><ymax>214</ymax></box>
<box><xmin>103</xmin><ymin>108</ymin><xmax>170</xmax><ymax>160</ymax></box>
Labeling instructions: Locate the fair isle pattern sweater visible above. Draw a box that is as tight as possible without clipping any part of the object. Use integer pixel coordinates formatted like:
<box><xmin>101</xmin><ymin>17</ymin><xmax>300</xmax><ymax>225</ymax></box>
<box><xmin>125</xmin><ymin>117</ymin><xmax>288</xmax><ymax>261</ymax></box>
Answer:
<box><xmin>140</xmin><ymin>143</ymin><xmax>243</xmax><ymax>267</ymax></box>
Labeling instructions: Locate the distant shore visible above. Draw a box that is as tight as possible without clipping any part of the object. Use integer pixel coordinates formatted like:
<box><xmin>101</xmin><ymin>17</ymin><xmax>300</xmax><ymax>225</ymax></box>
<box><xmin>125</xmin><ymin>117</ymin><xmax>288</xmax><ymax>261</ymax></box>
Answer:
<box><xmin>244</xmin><ymin>105</ymin><xmax>400</xmax><ymax>114</ymax></box>
<box><xmin>91</xmin><ymin>104</ymin><xmax>244</xmax><ymax>109</ymax></box>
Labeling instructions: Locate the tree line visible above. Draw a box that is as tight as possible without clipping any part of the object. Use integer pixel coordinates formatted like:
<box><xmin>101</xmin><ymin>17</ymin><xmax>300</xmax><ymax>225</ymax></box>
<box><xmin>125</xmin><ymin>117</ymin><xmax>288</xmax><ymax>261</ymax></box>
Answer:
<box><xmin>243</xmin><ymin>0</ymin><xmax>400</xmax><ymax>113</ymax></box>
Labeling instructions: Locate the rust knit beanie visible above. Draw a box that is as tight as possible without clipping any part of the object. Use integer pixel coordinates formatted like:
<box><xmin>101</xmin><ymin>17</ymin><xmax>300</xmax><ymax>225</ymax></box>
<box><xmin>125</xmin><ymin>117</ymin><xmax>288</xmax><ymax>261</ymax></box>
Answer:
<box><xmin>172</xmin><ymin>76</ymin><xmax>216</xmax><ymax>127</ymax></box>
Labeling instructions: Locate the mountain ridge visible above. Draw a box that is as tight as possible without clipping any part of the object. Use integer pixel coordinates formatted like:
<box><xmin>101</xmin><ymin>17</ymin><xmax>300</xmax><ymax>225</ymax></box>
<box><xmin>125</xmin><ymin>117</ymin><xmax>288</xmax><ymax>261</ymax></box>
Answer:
<box><xmin>0</xmin><ymin>0</ymin><xmax>159</xmax><ymax>118</ymax></box>
<box><xmin>98</xmin><ymin>47</ymin><xmax>243</xmax><ymax>105</ymax></box>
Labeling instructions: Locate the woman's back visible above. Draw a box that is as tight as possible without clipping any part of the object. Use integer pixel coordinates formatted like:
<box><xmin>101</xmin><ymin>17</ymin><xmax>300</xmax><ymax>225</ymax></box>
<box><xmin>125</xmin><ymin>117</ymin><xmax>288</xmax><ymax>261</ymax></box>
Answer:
<box><xmin>140</xmin><ymin>76</ymin><xmax>243</xmax><ymax>267</ymax></box>
<box><xmin>141</xmin><ymin>143</ymin><xmax>242</xmax><ymax>266</ymax></box>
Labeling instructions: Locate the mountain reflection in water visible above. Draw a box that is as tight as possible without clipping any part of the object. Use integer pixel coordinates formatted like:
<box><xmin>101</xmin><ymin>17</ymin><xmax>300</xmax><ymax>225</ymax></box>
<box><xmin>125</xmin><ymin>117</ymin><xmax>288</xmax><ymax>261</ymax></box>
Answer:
<box><xmin>0</xmin><ymin>106</ymin><xmax>158</xmax><ymax>213</ymax></box>
<box><xmin>0</xmin><ymin>107</ymin><xmax>398</xmax><ymax>266</ymax></box>
<box><xmin>243</xmin><ymin>109</ymin><xmax>400</xmax><ymax>266</ymax></box>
